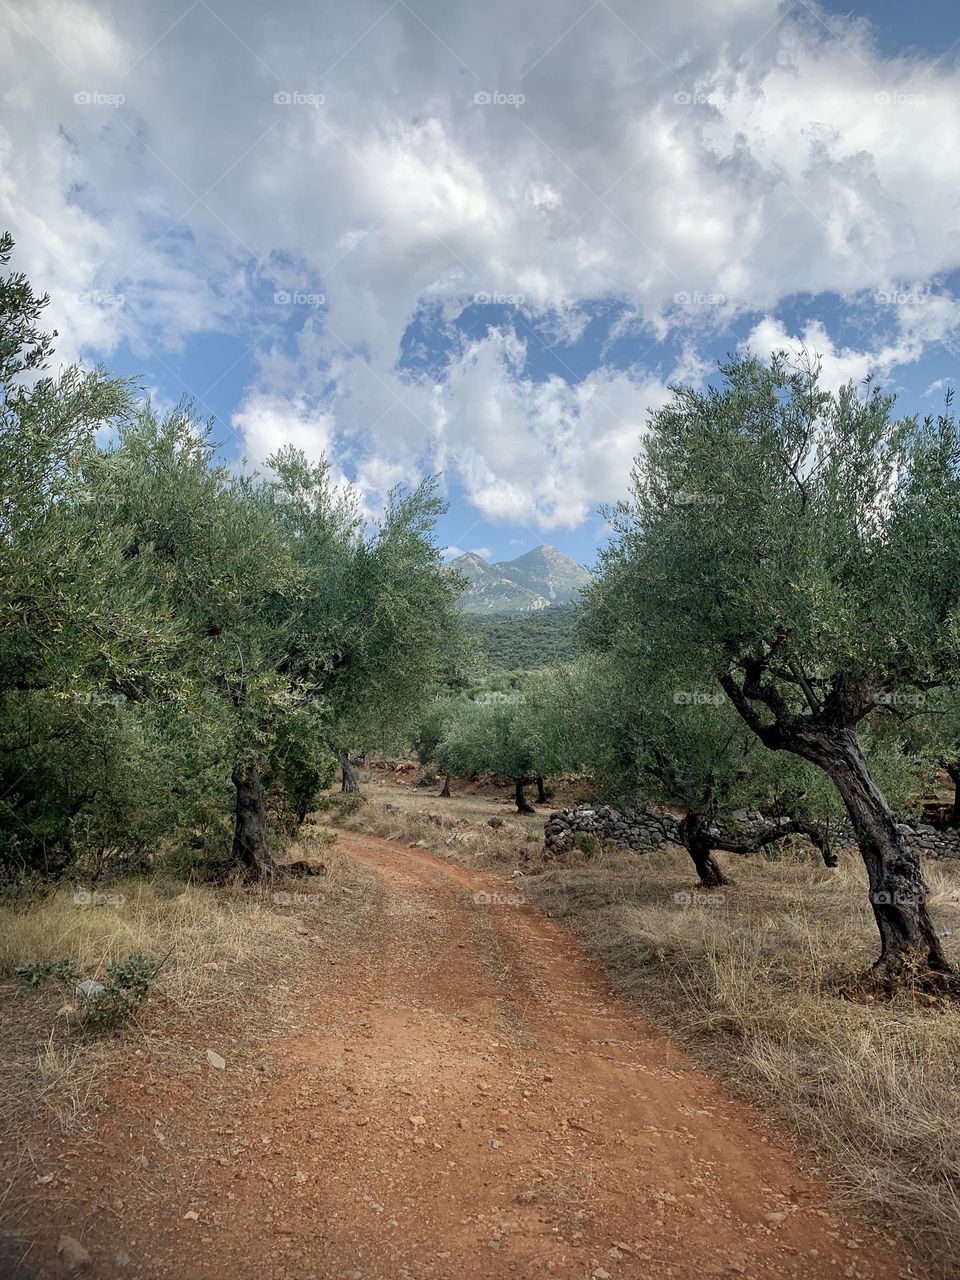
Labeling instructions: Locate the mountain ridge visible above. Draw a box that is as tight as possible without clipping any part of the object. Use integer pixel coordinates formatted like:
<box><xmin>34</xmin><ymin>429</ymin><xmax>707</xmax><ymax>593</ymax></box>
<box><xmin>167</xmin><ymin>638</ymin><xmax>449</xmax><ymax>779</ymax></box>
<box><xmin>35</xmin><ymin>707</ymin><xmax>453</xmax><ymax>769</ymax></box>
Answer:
<box><xmin>445</xmin><ymin>544</ymin><xmax>592</xmax><ymax>615</ymax></box>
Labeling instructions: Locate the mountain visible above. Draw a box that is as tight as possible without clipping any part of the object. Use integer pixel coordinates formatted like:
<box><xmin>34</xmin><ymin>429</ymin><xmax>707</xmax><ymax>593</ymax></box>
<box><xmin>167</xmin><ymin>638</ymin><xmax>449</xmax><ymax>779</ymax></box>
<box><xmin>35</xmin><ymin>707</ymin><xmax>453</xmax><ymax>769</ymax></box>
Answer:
<box><xmin>446</xmin><ymin>545</ymin><xmax>592</xmax><ymax>615</ymax></box>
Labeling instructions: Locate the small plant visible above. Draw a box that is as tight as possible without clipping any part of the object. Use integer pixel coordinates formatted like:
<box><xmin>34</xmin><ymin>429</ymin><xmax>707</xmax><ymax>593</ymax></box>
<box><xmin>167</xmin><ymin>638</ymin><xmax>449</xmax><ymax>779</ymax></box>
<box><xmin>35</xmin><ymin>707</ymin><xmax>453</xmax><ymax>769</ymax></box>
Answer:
<box><xmin>573</xmin><ymin>834</ymin><xmax>601</xmax><ymax>858</ymax></box>
<box><xmin>85</xmin><ymin>952</ymin><xmax>155</xmax><ymax>1026</ymax></box>
<box><xmin>16</xmin><ymin>950</ymin><xmax>158</xmax><ymax>1027</ymax></box>
<box><xmin>15</xmin><ymin>956</ymin><xmax>82</xmax><ymax>989</ymax></box>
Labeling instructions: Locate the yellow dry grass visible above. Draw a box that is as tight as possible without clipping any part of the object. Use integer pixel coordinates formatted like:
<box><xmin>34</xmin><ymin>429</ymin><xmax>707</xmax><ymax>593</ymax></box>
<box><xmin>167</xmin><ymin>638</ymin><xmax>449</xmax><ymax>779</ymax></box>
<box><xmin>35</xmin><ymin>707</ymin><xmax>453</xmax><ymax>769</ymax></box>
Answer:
<box><xmin>0</xmin><ymin>830</ymin><xmax>373</xmax><ymax>1136</ymax></box>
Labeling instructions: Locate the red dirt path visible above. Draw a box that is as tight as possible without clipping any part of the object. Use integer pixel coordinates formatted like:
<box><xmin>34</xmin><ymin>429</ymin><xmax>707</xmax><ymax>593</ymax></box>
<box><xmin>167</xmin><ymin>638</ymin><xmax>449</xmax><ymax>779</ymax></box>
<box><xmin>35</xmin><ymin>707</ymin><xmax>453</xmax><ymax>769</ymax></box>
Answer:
<box><xmin>5</xmin><ymin>831</ymin><xmax>926</xmax><ymax>1279</ymax></box>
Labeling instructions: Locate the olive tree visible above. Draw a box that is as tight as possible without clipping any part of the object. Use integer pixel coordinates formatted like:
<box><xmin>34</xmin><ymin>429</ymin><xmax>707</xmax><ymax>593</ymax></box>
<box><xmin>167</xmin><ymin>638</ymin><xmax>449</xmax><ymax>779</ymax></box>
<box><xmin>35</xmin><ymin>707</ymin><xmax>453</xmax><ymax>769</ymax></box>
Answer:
<box><xmin>586</xmin><ymin>354</ymin><xmax>960</xmax><ymax>980</ymax></box>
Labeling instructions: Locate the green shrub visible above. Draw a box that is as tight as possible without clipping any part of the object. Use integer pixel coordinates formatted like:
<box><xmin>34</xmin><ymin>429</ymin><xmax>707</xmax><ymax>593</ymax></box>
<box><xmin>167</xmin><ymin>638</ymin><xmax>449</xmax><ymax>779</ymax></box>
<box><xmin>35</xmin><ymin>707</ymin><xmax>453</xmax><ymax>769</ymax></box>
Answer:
<box><xmin>15</xmin><ymin>956</ymin><xmax>82</xmax><ymax>988</ymax></box>
<box><xmin>85</xmin><ymin>952</ymin><xmax>155</xmax><ymax>1026</ymax></box>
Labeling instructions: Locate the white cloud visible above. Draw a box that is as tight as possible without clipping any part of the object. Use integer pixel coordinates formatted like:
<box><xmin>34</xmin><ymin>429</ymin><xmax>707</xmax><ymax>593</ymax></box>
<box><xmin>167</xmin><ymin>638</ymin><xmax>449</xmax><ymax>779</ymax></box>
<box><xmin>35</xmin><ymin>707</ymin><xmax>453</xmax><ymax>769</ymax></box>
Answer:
<box><xmin>4</xmin><ymin>0</ymin><xmax>960</xmax><ymax>525</ymax></box>
<box><xmin>741</xmin><ymin>295</ymin><xmax>960</xmax><ymax>395</ymax></box>
<box><xmin>231</xmin><ymin>394</ymin><xmax>336</xmax><ymax>468</ymax></box>
<box><xmin>924</xmin><ymin>377</ymin><xmax>953</xmax><ymax>399</ymax></box>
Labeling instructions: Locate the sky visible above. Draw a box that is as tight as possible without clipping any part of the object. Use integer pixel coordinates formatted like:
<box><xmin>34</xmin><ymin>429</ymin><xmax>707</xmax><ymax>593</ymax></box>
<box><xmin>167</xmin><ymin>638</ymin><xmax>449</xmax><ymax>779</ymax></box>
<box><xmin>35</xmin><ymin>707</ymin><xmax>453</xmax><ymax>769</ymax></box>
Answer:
<box><xmin>2</xmin><ymin>0</ymin><xmax>958</xmax><ymax>568</ymax></box>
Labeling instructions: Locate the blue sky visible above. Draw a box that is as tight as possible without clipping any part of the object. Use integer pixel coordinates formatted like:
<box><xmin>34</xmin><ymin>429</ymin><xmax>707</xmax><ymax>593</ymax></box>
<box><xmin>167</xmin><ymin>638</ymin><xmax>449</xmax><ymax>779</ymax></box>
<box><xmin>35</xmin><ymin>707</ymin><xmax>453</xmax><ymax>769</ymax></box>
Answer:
<box><xmin>3</xmin><ymin>0</ymin><xmax>959</xmax><ymax>568</ymax></box>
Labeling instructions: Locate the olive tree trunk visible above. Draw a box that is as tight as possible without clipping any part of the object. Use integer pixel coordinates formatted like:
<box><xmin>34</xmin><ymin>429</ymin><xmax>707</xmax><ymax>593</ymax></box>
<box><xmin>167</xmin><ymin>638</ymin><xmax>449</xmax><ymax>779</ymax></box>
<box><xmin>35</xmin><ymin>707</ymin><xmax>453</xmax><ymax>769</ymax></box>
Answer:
<box><xmin>536</xmin><ymin>775</ymin><xmax>547</xmax><ymax>804</ymax></box>
<box><xmin>795</xmin><ymin>726</ymin><xmax>948</xmax><ymax>976</ymax></box>
<box><xmin>231</xmin><ymin>761</ymin><xmax>277</xmax><ymax>878</ymax></box>
<box><xmin>946</xmin><ymin>761</ymin><xmax>960</xmax><ymax>828</ymax></box>
<box><xmin>439</xmin><ymin>774</ymin><xmax>451</xmax><ymax>798</ymax></box>
<box><xmin>514</xmin><ymin>777</ymin><xmax>536</xmax><ymax>814</ymax></box>
<box><xmin>678</xmin><ymin>812</ymin><xmax>730</xmax><ymax>887</ymax></box>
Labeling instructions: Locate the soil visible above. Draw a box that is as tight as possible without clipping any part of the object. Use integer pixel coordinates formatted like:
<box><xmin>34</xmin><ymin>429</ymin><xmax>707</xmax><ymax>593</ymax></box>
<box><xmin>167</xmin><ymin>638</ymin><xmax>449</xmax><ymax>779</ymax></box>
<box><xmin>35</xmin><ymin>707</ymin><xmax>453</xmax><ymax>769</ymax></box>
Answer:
<box><xmin>2</xmin><ymin>831</ymin><xmax>926</xmax><ymax>1279</ymax></box>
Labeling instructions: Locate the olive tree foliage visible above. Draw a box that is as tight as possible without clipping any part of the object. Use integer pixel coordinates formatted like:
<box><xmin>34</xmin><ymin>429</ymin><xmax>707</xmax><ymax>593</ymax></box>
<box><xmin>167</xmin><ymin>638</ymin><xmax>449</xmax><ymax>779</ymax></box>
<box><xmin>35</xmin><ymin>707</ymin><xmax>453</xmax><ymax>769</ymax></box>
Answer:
<box><xmin>0</xmin><ymin>233</ymin><xmax>142</xmax><ymax>700</ymax></box>
<box><xmin>552</xmin><ymin>653</ymin><xmax>842</xmax><ymax>885</ymax></box>
<box><xmin>308</xmin><ymin>483</ymin><xmax>469</xmax><ymax>792</ymax></box>
<box><xmin>583</xmin><ymin>353</ymin><xmax>960</xmax><ymax>980</ymax></box>
<box><xmin>0</xmin><ymin>234</ymin><xmax>170</xmax><ymax>876</ymax></box>
<box><xmin>902</xmin><ymin>686</ymin><xmax>960</xmax><ymax>826</ymax></box>
<box><xmin>72</xmin><ymin>410</ymin><xmax>464</xmax><ymax>876</ymax></box>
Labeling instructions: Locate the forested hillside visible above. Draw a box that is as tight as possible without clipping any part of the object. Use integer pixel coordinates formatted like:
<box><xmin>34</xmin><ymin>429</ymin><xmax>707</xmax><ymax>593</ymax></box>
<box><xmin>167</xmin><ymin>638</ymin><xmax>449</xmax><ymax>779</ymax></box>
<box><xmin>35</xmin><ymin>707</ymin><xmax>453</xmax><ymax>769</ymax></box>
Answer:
<box><xmin>464</xmin><ymin>606</ymin><xmax>580</xmax><ymax>671</ymax></box>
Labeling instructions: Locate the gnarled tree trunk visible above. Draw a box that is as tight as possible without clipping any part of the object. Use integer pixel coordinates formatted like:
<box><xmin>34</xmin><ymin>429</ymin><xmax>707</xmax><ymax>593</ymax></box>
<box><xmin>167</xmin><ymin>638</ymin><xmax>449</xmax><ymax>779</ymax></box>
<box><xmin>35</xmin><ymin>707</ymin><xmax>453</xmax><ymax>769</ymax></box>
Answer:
<box><xmin>795</xmin><ymin>726</ymin><xmax>948</xmax><ymax>976</ymax></box>
<box><xmin>439</xmin><ymin>774</ymin><xmax>451</xmax><ymax>798</ymax></box>
<box><xmin>946</xmin><ymin>760</ymin><xmax>960</xmax><ymax>828</ymax></box>
<box><xmin>678</xmin><ymin>812</ymin><xmax>730</xmax><ymax>887</ymax></box>
<box><xmin>231</xmin><ymin>760</ymin><xmax>277</xmax><ymax>878</ymax></box>
<box><xmin>536</xmin><ymin>775</ymin><xmax>547</xmax><ymax>804</ymax></box>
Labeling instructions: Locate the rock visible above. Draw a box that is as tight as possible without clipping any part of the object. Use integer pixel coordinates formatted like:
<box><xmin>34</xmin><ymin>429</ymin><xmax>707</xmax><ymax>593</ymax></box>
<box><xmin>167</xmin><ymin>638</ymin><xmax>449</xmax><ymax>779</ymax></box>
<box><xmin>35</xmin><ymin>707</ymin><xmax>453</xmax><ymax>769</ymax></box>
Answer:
<box><xmin>487</xmin><ymin>817</ymin><xmax>504</xmax><ymax>829</ymax></box>
<box><xmin>206</xmin><ymin>1049</ymin><xmax>226</xmax><ymax>1070</ymax></box>
<box><xmin>57</xmin><ymin>1235</ymin><xmax>91</xmax><ymax>1272</ymax></box>
<box><xmin>75</xmin><ymin>979</ymin><xmax>106</xmax><ymax>999</ymax></box>
<box><xmin>183</xmin><ymin>1210</ymin><xmax>200</xmax><ymax>1221</ymax></box>
<box><xmin>409</xmin><ymin>1115</ymin><xmax>426</xmax><ymax>1128</ymax></box>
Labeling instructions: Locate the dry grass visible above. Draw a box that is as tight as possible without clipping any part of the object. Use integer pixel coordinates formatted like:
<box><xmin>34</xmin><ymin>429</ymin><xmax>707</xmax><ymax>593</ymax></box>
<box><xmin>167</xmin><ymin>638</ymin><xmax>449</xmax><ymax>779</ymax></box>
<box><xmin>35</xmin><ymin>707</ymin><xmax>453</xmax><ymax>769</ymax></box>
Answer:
<box><xmin>0</xmin><ymin>827</ymin><xmax>374</xmax><ymax>1138</ymax></box>
<box><xmin>329</xmin><ymin>787</ymin><xmax>544</xmax><ymax>864</ymax></box>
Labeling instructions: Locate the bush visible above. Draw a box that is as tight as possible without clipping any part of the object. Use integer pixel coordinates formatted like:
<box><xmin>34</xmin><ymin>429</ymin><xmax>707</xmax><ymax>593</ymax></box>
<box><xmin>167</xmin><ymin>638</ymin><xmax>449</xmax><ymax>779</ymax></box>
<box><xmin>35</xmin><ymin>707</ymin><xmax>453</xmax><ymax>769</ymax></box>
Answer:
<box><xmin>84</xmin><ymin>952</ymin><xmax>155</xmax><ymax>1026</ymax></box>
<box><xmin>15</xmin><ymin>956</ymin><xmax>81</xmax><ymax>988</ymax></box>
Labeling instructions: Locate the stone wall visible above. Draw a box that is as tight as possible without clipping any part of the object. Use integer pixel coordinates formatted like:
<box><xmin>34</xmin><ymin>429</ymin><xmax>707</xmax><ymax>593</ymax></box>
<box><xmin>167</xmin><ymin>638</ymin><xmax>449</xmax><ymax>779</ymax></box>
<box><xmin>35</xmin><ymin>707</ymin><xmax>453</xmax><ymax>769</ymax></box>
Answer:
<box><xmin>543</xmin><ymin>804</ymin><xmax>960</xmax><ymax>861</ymax></box>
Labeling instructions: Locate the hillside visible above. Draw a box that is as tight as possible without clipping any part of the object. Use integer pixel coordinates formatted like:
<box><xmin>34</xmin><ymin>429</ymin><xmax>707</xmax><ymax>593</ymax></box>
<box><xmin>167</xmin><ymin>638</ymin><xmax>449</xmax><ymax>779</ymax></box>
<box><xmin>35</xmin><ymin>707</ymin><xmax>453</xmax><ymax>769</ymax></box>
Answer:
<box><xmin>465</xmin><ymin>605</ymin><xmax>580</xmax><ymax>671</ymax></box>
<box><xmin>447</xmin><ymin>545</ymin><xmax>592</xmax><ymax>615</ymax></box>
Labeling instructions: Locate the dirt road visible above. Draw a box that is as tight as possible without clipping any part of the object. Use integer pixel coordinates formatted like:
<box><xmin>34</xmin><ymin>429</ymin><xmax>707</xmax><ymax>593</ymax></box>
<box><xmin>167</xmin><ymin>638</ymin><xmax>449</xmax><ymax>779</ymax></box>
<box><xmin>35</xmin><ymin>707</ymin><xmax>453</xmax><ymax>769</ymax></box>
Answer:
<box><xmin>8</xmin><ymin>832</ymin><xmax>924</xmax><ymax>1279</ymax></box>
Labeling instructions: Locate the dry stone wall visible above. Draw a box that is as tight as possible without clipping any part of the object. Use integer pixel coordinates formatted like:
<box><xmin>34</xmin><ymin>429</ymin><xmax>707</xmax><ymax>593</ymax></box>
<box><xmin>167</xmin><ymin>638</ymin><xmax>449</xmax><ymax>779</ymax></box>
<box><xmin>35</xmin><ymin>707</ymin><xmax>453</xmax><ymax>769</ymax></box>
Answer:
<box><xmin>543</xmin><ymin>804</ymin><xmax>960</xmax><ymax>861</ymax></box>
